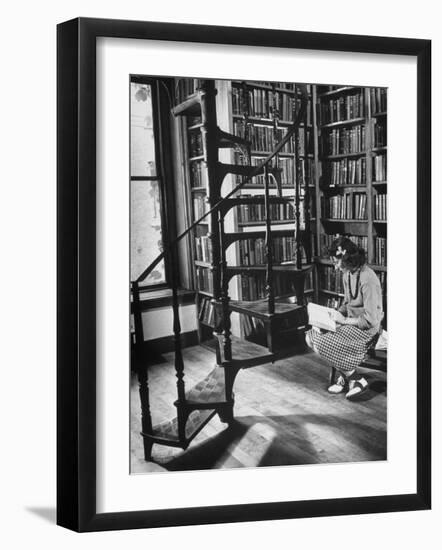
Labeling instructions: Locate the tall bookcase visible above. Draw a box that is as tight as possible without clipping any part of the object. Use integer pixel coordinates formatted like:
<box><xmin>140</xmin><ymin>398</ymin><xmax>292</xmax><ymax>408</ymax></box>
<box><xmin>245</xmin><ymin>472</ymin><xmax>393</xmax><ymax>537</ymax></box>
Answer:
<box><xmin>312</xmin><ymin>84</ymin><xmax>387</xmax><ymax>321</ymax></box>
<box><xmin>230</xmin><ymin>80</ymin><xmax>315</xmax><ymax>342</ymax></box>
<box><xmin>176</xmin><ymin>79</ymin><xmax>387</xmax><ymax>344</ymax></box>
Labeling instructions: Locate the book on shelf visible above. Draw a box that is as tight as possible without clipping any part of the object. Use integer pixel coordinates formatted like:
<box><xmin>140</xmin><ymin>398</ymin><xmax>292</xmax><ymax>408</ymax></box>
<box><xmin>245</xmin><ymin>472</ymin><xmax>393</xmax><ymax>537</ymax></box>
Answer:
<box><xmin>195</xmin><ymin>235</ymin><xmax>213</xmax><ymax>263</ymax></box>
<box><xmin>190</xmin><ymin>162</ymin><xmax>208</xmax><ymax>189</ymax></box>
<box><xmin>373</xmin><ymin>154</ymin><xmax>387</xmax><ymax>182</ymax></box>
<box><xmin>193</xmin><ymin>193</ymin><xmax>208</xmax><ymax>219</ymax></box>
<box><xmin>197</xmin><ymin>267</ymin><xmax>214</xmax><ymax>294</ymax></box>
<box><xmin>324</xmin><ymin>157</ymin><xmax>366</xmax><ymax>187</ymax></box>
<box><xmin>371</xmin><ymin>119</ymin><xmax>387</xmax><ymax>148</ymax></box>
<box><xmin>323</xmin><ymin>125</ymin><xmax>366</xmax><ymax>156</ymax></box>
<box><xmin>369</xmin><ymin>88</ymin><xmax>387</xmax><ymax>114</ymax></box>
<box><xmin>198</xmin><ymin>297</ymin><xmax>215</xmax><ymax>327</ymax></box>
<box><xmin>234</xmin><ymin>153</ymin><xmax>295</xmax><ymax>186</ymax></box>
<box><xmin>238</xmin><ymin>236</ymin><xmax>298</xmax><ymax>265</ymax></box>
<box><xmin>189</xmin><ymin>131</ymin><xmax>203</xmax><ymax>157</ymax></box>
<box><xmin>318</xmin><ymin>265</ymin><xmax>344</xmax><ymax>294</ymax></box>
<box><xmin>319</xmin><ymin>89</ymin><xmax>365</xmax><ymax>125</ymax></box>
<box><xmin>321</xmin><ymin>192</ymin><xmax>367</xmax><ymax>220</ymax></box>
<box><xmin>324</xmin><ymin>296</ymin><xmax>344</xmax><ymax>309</ymax></box>
<box><xmin>233</xmin><ymin>121</ymin><xmax>293</xmax><ymax>154</ymax></box>
<box><xmin>239</xmin><ymin>270</ymin><xmax>312</xmax><ymax>301</ymax></box>
<box><xmin>237</xmin><ymin>195</ymin><xmax>294</xmax><ymax>223</ymax></box>
<box><xmin>374</xmin><ymin>237</ymin><xmax>387</xmax><ymax>266</ymax></box>
<box><xmin>177</xmin><ymin>78</ymin><xmax>203</xmax><ymax>101</ymax></box>
<box><xmin>374</xmin><ymin>193</ymin><xmax>387</xmax><ymax>220</ymax></box>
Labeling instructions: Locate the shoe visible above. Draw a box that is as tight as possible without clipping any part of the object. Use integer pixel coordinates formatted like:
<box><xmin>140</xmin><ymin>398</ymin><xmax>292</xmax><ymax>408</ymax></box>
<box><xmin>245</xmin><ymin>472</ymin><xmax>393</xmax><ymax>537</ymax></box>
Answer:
<box><xmin>327</xmin><ymin>375</ymin><xmax>347</xmax><ymax>394</ymax></box>
<box><xmin>346</xmin><ymin>377</ymin><xmax>369</xmax><ymax>400</ymax></box>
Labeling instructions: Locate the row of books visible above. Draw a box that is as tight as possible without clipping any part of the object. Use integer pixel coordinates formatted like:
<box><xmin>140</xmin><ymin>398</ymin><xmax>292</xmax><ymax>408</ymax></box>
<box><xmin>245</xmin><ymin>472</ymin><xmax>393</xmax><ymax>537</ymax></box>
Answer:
<box><xmin>318</xmin><ymin>266</ymin><xmax>344</xmax><ymax>294</ymax></box>
<box><xmin>372</xmin><ymin>120</ymin><xmax>387</xmax><ymax>148</ymax></box>
<box><xmin>318</xmin><ymin>271</ymin><xmax>386</xmax><ymax>306</ymax></box>
<box><xmin>190</xmin><ymin>161</ymin><xmax>208</xmax><ymax>188</ymax></box>
<box><xmin>195</xmin><ymin>235</ymin><xmax>212</xmax><ymax>263</ymax></box>
<box><xmin>243</xmin><ymin>81</ymin><xmax>296</xmax><ymax>90</ymax></box>
<box><xmin>240</xmin><ymin>272</ymin><xmax>313</xmax><ymax>301</ymax></box>
<box><xmin>370</xmin><ymin>88</ymin><xmax>387</xmax><ymax>114</ymax></box>
<box><xmin>234</xmin><ymin>154</ymin><xmax>295</xmax><ymax>187</ymax></box>
<box><xmin>320</xmin><ymin>296</ymin><xmax>344</xmax><ymax>309</ymax></box>
<box><xmin>232</xmin><ymin>86</ymin><xmax>305</xmax><ymax>122</ymax></box>
<box><xmin>373</xmin><ymin>154</ymin><xmax>387</xmax><ymax>182</ymax></box>
<box><xmin>374</xmin><ymin>193</ymin><xmax>387</xmax><ymax>220</ymax></box>
<box><xmin>324</xmin><ymin>157</ymin><xmax>366</xmax><ymax>187</ymax></box>
<box><xmin>196</xmin><ymin>267</ymin><xmax>214</xmax><ymax>294</ymax></box>
<box><xmin>239</xmin><ymin>236</ymin><xmax>297</xmax><ymax>265</ymax></box>
<box><xmin>237</xmin><ymin>196</ymin><xmax>294</xmax><ymax>223</ymax></box>
<box><xmin>322</xmin><ymin>193</ymin><xmax>367</xmax><ymax>220</ymax></box>
<box><xmin>233</xmin><ymin>122</ymin><xmax>293</xmax><ymax>154</ymax></box>
<box><xmin>374</xmin><ymin>237</ymin><xmax>387</xmax><ymax>266</ymax></box>
<box><xmin>177</xmin><ymin>78</ymin><xmax>203</xmax><ymax>102</ymax></box>
<box><xmin>193</xmin><ymin>194</ymin><xmax>208</xmax><ymax>219</ymax></box>
<box><xmin>198</xmin><ymin>297</ymin><xmax>215</xmax><ymax>328</ymax></box>
<box><xmin>189</xmin><ymin>131</ymin><xmax>203</xmax><ymax>157</ymax></box>
<box><xmin>319</xmin><ymin>90</ymin><xmax>365</xmax><ymax>125</ymax></box>
<box><xmin>323</xmin><ymin>125</ymin><xmax>367</xmax><ymax>156</ymax></box>
<box><xmin>319</xmin><ymin>233</ymin><xmax>368</xmax><ymax>257</ymax></box>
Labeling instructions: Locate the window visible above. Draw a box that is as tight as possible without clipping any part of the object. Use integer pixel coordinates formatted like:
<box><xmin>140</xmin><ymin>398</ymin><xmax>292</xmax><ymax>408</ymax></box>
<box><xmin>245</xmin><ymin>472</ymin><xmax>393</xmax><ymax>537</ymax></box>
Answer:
<box><xmin>130</xmin><ymin>79</ymin><xmax>169</xmax><ymax>288</ymax></box>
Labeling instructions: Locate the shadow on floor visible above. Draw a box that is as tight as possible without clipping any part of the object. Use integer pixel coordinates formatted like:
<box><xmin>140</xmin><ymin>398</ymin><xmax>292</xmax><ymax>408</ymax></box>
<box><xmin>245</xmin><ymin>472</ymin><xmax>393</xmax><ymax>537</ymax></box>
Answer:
<box><xmin>153</xmin><ymin>411</ymin><xmax>386</xmax><ymax>472</ymax></box>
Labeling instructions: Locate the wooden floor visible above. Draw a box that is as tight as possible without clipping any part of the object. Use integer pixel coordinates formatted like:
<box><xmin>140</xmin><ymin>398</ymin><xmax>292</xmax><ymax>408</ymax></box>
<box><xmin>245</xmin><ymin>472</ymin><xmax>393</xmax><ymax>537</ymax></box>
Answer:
<box><xmin>130</xmin><ymin>345</ymin><xmax>387</xmax><ymax>473</ymax></box>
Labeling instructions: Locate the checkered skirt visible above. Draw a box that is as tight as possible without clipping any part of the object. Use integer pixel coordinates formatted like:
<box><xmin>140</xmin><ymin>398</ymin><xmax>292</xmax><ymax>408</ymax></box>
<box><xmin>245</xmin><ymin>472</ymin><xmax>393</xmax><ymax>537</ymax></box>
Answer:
<box><xmin>309</xmin><ymin>325</ymin><xmax>379</xmax><ymax>372</ymax></box>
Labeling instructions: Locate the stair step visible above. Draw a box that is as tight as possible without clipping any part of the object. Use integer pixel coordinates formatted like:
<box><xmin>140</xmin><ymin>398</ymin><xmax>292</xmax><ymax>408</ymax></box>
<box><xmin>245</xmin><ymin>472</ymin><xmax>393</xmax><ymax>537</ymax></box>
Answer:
<box><xmin>184</xmin><ymin>367</ymin><xmax>227</xmax><ymax>405</ymax></box>
<box><xmin>217</xmin><ymin>128</ymin><xmax>250</xmax><ymax>149</ymax></box>
<box><xmin>220</xmin><ymin>335</ymin><xmax>274</xmax><ymax>368</ymax></box>
<box><xmin>172</xmin><ymin>92</ymin><xmax>201</xmax><ymax>117</ymax></box>
<box><xmin>227</xmin><ymin>263</ymin><xmax>312</xmax><ymax>274</ymax></box>
<box><xmin>144</xmin><ymin>408</ymin><xmax>217</xmax><ymax>446</ymax></box>
<box><xmin>220</xmin><ymin>195</ymin><xmax>294</xmax><ymax>214</ymax></box>
<box><xmin>224</xmin><ymin>228</ymin><xmax>297</xmax><ymax>246</ymax></box>
<box><xmin>229</xmin><ymin>298</ymin><xmax>307</xmax><ymax>321</ymax></box>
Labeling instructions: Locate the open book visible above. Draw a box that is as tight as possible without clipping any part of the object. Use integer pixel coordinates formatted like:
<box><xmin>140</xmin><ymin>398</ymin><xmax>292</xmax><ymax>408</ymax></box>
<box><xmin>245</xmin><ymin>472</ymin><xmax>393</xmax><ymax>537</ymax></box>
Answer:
<box><xmin>307</xmin><ymin>302</ymin><xmax>337</xmax><ymax>332</ymax></box>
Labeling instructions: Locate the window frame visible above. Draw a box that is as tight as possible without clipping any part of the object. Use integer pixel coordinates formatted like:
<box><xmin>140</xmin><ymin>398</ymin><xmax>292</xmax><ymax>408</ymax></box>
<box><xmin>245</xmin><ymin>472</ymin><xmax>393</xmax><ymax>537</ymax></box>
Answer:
<box><xmin>130</xmin><ymin>75</ymin><xmax>177</xmax><ymax>292</ymax></box>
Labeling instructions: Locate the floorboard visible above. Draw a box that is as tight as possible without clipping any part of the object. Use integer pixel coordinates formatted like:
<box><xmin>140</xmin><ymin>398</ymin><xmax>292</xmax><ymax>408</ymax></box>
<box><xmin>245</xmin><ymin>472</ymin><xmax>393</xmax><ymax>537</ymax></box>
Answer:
<box><xmin>130</xmin><ymin>344</ymin><xmax>387</xmax><ymax>473</ymax></box>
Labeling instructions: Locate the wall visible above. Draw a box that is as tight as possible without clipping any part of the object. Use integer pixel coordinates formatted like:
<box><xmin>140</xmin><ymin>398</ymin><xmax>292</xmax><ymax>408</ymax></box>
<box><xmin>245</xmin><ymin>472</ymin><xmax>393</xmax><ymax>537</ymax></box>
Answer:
<box><xmin>0</xmin><ymin>1</ymin><xmax>440</xmax><ymax>549</ymax></box>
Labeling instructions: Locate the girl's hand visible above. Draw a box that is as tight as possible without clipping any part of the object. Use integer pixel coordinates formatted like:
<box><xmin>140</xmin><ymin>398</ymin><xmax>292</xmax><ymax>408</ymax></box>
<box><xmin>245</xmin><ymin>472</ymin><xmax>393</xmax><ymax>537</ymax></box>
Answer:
<box><xmin>334</xmin><ymin>311</ymin><xmax>347</xmax><ymax>325</ymax></box>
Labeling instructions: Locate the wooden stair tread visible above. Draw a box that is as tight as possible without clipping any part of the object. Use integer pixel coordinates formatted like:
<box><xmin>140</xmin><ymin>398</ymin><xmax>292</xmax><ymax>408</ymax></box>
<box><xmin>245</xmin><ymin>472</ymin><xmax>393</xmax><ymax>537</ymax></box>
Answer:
<box><xmin>224</xmin><ymin>228</ymin><xmax>299</xmax><ymax>246</ymax></box>
<box><xmin>185</xmin><ymin>367</ymin><xmax>227</xmax><ymax>404</ymax></box>
<box><xmin>229</xmin><ymin>298</ymin><xmax>306</xmax><ymax>319</ymax></box>
<box><xmin>172</xmin><ymin>93</ymin><xmax>201</xmax><ymax>117</ymax></box>
<box><xmin>227</xmin><ymin>263</ymin><xmax>312</xmax><ymax>273</ymax></box>
<box><xmin>205</xmin><ymin>335</ymin><xmax>274</xmax><ymax>367</ymax></box>
<box><xmin>226</xmin><ymin>336</ymin><xmax>274</xmax><ymax>367</ymax></box>
<box><xmin>146</xmin><ymin>409</ymin><xmax>217</xmax><ymax>445</ymax></box>
<box><xmin>217</xmin><ymin>129</ymin><xmax>250</xmax><ymax>149</ymax></box>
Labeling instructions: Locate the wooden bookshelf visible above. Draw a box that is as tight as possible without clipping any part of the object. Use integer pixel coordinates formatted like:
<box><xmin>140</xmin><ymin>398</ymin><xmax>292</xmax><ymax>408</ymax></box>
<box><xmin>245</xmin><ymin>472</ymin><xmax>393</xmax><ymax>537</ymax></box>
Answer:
<box><xmin>312</xmin><ymin>84</ymin><xmax>387</xmax><ymax>306</ymax></box>
<box><xmin>230</xmin><ymin>81</ymin><xmax>315</xmax><ymax>344</ymax></box>
<box><xmin>177</xmin><ymin>79</ymin><xmax>387</xmax><ymax>341</ymax></box>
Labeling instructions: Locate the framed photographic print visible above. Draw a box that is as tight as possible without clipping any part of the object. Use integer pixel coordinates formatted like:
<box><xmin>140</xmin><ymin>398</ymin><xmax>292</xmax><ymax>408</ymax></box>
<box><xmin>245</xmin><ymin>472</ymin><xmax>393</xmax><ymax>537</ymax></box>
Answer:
<box><xmin>57</xmin><ymin>17</ymin><xmax>431</xmax><ymax>532</ymax></box>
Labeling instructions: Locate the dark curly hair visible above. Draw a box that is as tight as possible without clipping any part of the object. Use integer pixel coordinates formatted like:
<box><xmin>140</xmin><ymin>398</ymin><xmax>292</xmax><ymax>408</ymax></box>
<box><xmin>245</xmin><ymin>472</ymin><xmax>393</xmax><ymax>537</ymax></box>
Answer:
<box><xmin>327</xmin><ymin>236</ymin><xmax>366</xmax><ymax>270</ymax></box>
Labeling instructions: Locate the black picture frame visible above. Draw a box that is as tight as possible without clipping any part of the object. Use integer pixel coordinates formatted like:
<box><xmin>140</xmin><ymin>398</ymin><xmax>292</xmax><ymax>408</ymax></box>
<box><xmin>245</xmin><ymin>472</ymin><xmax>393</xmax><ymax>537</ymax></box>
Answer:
<box><xmin>57</xmin><ymin>17</ymin><xmax>431</xmax><ymax>532</ymax></box>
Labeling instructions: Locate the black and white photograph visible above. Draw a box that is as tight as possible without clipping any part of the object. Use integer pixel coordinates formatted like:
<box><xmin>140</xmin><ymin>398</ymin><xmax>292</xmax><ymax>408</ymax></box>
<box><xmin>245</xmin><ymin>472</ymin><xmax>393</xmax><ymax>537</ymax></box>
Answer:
<box><xmin>130</xmin><ymin>77</ymin><xmax>388</xmax><ymax>473</ymax></box>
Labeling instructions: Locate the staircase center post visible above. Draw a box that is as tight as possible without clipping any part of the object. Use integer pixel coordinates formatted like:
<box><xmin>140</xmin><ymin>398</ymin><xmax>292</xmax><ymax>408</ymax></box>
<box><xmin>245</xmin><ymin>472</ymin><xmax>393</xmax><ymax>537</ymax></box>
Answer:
<box><xmin>264</xmin><ymin>164</ymin><xmax>275</xmax><ymax>315</ymax></box>
<box><xmin>218</xmin><ymin>208</ymin><xmax>232</xmax><ymax>362</ymax></box>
